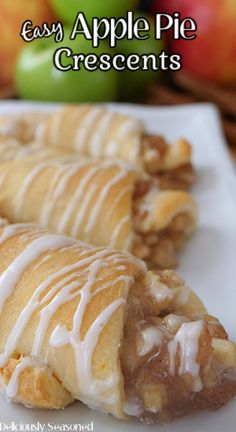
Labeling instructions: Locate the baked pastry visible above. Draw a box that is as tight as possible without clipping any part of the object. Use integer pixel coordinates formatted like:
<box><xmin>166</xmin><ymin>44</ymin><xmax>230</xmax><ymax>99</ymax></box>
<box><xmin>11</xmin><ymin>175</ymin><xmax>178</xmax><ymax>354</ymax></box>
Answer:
<box><xmin>0</xmin><ymin>106</ymin><xmax>196</xmax><ymax>189</ymax></box>
<box><xmin>0</xmin><ymin>159</ymin><xmax>197</xmax><ymax>268</ymax></box>
<box><xmin>0</xmin><ymin>222</ymin><xmax>235</xmax><ymax>422</ymax></box>
<box><xmin>0</xmin><ymin>138</ymin><xmax>194</xmax><ymax>194</ymax></box>
<box><xmin>0</xmin><ymin>137</ymin><xmax>76</xmax><ymax>163</ymax></box>
<box><xmin>37</xmin><ymin>105</ymin><xmax>196</xmax><ymax>190</ymax></box>
<box><xmin>0</xmin><ymin>112</ymin><xmax>48</xmax><ymax>144</ymax></box>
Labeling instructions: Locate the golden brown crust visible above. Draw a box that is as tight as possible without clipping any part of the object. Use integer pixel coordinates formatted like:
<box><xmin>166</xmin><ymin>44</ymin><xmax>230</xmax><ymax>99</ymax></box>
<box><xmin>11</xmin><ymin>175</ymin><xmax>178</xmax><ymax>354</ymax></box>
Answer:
<box><xmin>143</xmin><ymin>137</ymin><xmax>192</xmax><ymax>172</ymax></box>
<box><xmin>0</xmin><ymin>106</ymin><xmax>196</xmax><ymax>189</ymax></box>
<box><xmin>133</xmin><ymin>189</ymin><xmax>197</xmax><ymax>233</ymax></box>
<box><xmin>0</xmin><ymin>159</ymin><xmax>135</xmax><ymax>251</ymax></box>
<box><xmin>0</xmin><ymin>226</ymin><xmax>235</xmax><ymax>421</ymax></box>
<box><xmin>36</xmin><ymin>105</ymin><xmax>144</xmax><ymax>166</ymax></box>
<box><xmin>0</xmin><ymin>138</ymin><xmax>74</xmax><ymax>163</ymax></box>
<box><xmin>0</xmin><ymin>159</ymin><xmax>197</xmax><ymax>268</ymax></box>
<box><xmin>0</xmin><ymin>224</ymin><xmax>145</xmax><ymax>417</ymax></box>
<box><xmin>0</xmin><ymin>112</ymin><xmax>48</xmax><ymax>143</ymax></box>
<box><xmin>0</xmin><ymin>357</ymin><xmax>73</xmax><ymax>409</ymax></box>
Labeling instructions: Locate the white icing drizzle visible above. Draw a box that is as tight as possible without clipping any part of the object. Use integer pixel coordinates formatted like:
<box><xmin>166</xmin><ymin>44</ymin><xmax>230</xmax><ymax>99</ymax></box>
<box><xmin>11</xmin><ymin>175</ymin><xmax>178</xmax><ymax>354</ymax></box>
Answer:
<box><xmin>40</xmin><ymin>165</ymin><xmax>81</xmax><ymax>227</ymax></box>
<box><xmin>105</xmin><ymin>140</ymin><xmax>119</xmax><ymax>158</ymax></box>
<box><xmin>5</xmin><ymin>155</ymin><xmax>133</xmax><ymax>250</ymax></box>
<box><xmin>32</xmin><ymin>256</ymin><xmax>127</xmax><ymax>357</ymax></box>
<box><xmin>34</xmin><ymin>119</ymin><xmax>46</xmax><ymax>142</ymax></box>
<box><xmin>74</xmin><ymin>107</ymin><xmax>101</xmax><ymax>151</ymax></box>
<box><xmin>123</xmin><ymin>232</ymin><xmax>134</xmax><ymax>252</ymax></box>
<box><xmin>0</xmin><ymin>141</ymin><xmax>39</xmax><ymax>161</ymax></box>
<box><xmin>48</xmin><ymin>261</ymin><xmax>132</xmax><ymax>406</ymax></box>
<box><xmin>89</xmin><ymin>112</ymin><xmax>114</xmax><ymax>157</ymax></box>
<box><xmin>59</xmin><ymin>244</ymin><xmax>88</xmax><ymax>253</ymax></box>
<box><xmin>50</xmin><ymin>165</ymin><xmax>80</xmax><ymax>198</ymax></box>
<box><xmin>14</xmin><ymin>163</ymin><xmax>49</xmax><ymax>219</ymax></box>
<box><xmin>5</xmin><ymin>356</ymin><xmax>43</xmax><ymax>398</ymax></box>
<box><xmin>38</xmin><ymin>106</ymin><xmax>143</xmax><ymax>164</ymax></box>
<box><xmin>58</xmin><ymin>165</ymin><xmax>101</xmax><ymax>234</ymax></box>
<box><xmin>0</xmin><ymin>140</ymin><xmax>63</xmax><ymax>162</ymax></box>
<box><xmin>19</xmin><ymin>230</ymin><xmax>44</xmax><ymax>242</ymax></box>
<box><xmin>0</xmin><ymin>217</ymin><xmax>8</xmax><ymax>227</ymax></box>
<box><xmin>0</xmin><ymin>172</ymin><xmax>7</xmax><ymax>187</ymax></box>
<box><xmin>175</xmin><ymin>283</ymin><xmax>190</xmax><ymax>307</ymax></box>
<box><xmin>32</xmin><ymin>254</ymin><xmax>52</xmax><ymax>271</ymax></box>
<box><xmin>84</xmin><ymin>168</ymin><xmax>128</xmax><ymax>234</ymax></box>
<box><xmin>0</xmin><ymin>223</ymin><xmax>40</xmax><ymax>245</ymax></box>
<box><xmin>168</xmin><ymin>321</ymin><xmax>204</xmax><ymax>392</ymax></box>
<box><xmin>0</xmin><ymin>233</ymin><xmax>74</xmax><ymax>313</ymax></box>
<box><xmin>49</xmin><ymin>109</ymin><xmax>64</xmax><ymax>146</ymax></box>
<box><xmin>49</xmin><ymin>261</ymin><xmax>130</xmax><ymax>407</ymax></box>
<box><xmin>139</xmin><ymin>326</ymin><xmax>163</xmax><ymax>356</ymax></box>
<box><xmin>110</xmin><ymin>216</ymin><xmax>130</xmax><ymax>248</ymax></box>
<box><xmin>135</xmin><ymin>186</ymin><xmax>160</xmax><ymax>216</ymax></box>
<box><xmin>128</xmin><ymin>136</ymin><xmax>142</xmax><ymax>163</ymax></box>
<box><xmin>118</xmin><ymin>118</ymin><xmax>141</xmax><ymax>140</ymax></box>
<box><xmin>105</xmin><ymin>185</ymin><xmax>133</xmax><ymax>251</ymax></box>
<box><xmin>105</xmin><ymin>185</ymin><xmax>132</xmax><ymax>221</ymax></box>
<box><xmin>149</xmin><ymin>277</ymin><xmax>174</xmax><ymax>303</ymax></box>
<box><xmin>123</xmin><ymin>399</ymin><xmax>144</xmax><ymax>417</ymax></box>
<box><xmin>0</xmin><ymin>256</ymin><xmax>100</xmax><ymax>366</ymax></box>
<box><xmin>164</xmin><ymin>314</ymin><xmax>187</xmax><ymax>330</ymax></box>
<box><xmin>39</xmin><ymin>164</ymin><xmax>67</xmax><ymax>226</ymax></box>
<box><xmin>0</xmin><ymin>117</ymin><xmax>20</xmax><ymax>136</ymax></box>
<box><xmin>118</xmin><ymin>118</ymin><xmax>143</xmax><ymax>162</ymax></box>
<box><xmin>69</xmin><ymin>170</ymin><xmax>105</xmax><ymax>237</ymax></box>
<box><xmin>0</xmin><ymin>224</ymin><xmax>142</xmax><ymax>408</ymax></box>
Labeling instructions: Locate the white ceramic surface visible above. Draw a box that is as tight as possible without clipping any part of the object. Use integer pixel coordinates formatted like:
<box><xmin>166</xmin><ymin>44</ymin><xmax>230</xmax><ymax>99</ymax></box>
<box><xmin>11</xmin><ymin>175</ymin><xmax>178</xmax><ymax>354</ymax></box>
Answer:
<box><xmin>0</xmin><ymin>102</ymin><xmax>235</xmax><ymax>431</ymax></box>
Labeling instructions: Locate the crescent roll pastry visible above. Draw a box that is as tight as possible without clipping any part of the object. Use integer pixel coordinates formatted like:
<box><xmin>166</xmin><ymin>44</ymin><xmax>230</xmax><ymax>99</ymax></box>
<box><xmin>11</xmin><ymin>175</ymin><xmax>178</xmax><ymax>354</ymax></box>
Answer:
<box><xmin>37</xmin><ymin>105</ymin><xmax>196</xmax><ymax>190</ymax></box>
<box><xmin>0</xmin><ymin>223</ymin><xmax>235</xmax><ymax>423</ymax></box>
<box><xmin>0</xmin><ymin>139</ymin><xmax>193</xmax><ymax>197</ymax></box>
<box><xmin>0</xmin><ymin>137</ymin><xmax>78</xmax><ymax>164</ymax></box>
<box><xmin>0</xmin><ymin>159</ymin><xmax>197</xmax><ymax>268</ymax></box>
<box><xmin>0</xmin><ymin>112</ymin><xmax>48</xmax><ymax>144</ymax></box>
<box><xmin>0</xmin><ymin>106</ymin><xmax>196</xmax><ymax>190</ymax></box>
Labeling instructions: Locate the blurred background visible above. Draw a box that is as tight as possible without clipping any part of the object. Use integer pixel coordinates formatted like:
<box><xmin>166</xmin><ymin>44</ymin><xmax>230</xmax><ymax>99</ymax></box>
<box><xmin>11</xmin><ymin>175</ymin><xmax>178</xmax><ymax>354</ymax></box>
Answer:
<box><xmin>1</xmin><ymin>0</ymin><xmax>236</xmax><ymax>160</ymax></box>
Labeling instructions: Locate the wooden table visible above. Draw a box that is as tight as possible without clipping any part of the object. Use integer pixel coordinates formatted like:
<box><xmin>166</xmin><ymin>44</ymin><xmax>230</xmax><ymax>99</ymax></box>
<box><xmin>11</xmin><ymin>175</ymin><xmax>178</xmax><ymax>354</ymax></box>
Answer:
<box><xmin>147</xmin><ymin>72</ymin><xmax>236</xmax><ymax>164</ymax></box>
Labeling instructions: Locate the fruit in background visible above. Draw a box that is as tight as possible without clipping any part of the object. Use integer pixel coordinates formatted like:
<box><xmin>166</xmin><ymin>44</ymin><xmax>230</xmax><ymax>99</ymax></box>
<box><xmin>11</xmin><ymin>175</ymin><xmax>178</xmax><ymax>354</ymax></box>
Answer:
<box><xmin>15</xmin><ymin>31</ymin><xmax>118</xmax><ymax>103</ymax></box>
<box><xmin>49</xmin><ymin>0</ymin><xmax>139</xmax><ymax>24</ymax></box>
<box><xmin>117</xmin><ymin>13</ymin><xmax>164</xmax><ymax>101</ymax></box>
<box><xmin>0</xmin><ymin>0</ymin><xmax>54</xmax><ymax>87</ymax></box>
<box><xmin>152</xmin><ymin>0</ymin><xmax>236</xmax><ymax>84</ymax></box>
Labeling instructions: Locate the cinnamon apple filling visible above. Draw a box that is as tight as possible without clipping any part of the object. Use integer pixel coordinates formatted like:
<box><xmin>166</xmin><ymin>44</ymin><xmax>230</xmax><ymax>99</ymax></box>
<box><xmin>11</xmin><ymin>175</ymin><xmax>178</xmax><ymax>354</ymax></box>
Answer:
<box><xmin>142</xmin><ymin>134</ymin><xmax>196</xmax><ymax>189</ymax></box>
<box><xmin>132</xmin><ymin>181</ymin><xmax>196</xmax><ymax>268</ymax></box>
<box><xmin>157</xmin><ymin>163</ymin><xmax>196</xmax><ymax>190</ymax></box>
<box><xmin>120</xmin><ymin>271</ymin><xmax>236</xmax><ymax>423</ymax></box>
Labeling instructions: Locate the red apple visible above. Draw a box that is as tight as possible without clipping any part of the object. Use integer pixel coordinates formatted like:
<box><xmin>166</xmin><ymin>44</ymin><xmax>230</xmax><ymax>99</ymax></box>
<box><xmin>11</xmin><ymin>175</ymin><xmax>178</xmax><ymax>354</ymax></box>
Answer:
<box><xmin>152</xmin><ymin>0</ymin><xmax>236</xmax><ymax>84</ymax></box>
<box><xmin>0</xmin><ymin>0</ymin><xmax>55</xmax><ymax>88</ymax></box>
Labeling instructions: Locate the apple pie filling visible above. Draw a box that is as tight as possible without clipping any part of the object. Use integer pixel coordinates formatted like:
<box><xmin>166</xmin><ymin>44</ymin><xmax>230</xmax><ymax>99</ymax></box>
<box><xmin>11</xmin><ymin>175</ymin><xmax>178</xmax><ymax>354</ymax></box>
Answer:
<box><xmin>132</xmin><ymin>181</ymin><xmax>196</xmax><ymax>268</ymax></box>
<box><xmin>120</xmin><ymin>271</ymin><xmax>236</xmax><ymax>423</ymax></box>
<box><xmin>142</xmin><ymin>134</ymin><xmax>196</xmax><ymax>190</ymax></box>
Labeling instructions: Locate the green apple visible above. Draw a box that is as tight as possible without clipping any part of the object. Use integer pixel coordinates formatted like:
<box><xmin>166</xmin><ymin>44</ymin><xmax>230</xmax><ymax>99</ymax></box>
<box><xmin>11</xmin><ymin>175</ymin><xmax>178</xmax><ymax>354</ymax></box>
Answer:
<box><xmin>15</xmin><ymin>32</ymin><xmax>118</xmax><ymax>103</ymax></box>
<box><xmin>117</xmin><ymin>13</ymin><xmax>164</xmax><ymax>101</ymax></box>
<box><xmin>49</xmin><ymin>0</ymin><xmax>139</xmax><ymax>24</ymax></box>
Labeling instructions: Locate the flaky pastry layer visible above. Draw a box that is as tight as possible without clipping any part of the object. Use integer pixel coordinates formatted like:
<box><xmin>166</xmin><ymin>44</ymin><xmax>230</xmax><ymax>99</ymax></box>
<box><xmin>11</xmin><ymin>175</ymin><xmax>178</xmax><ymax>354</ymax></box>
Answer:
<box><xmin>0</xmin><ymin>159</ymin><xmax>197</xmax><ymax>268</ymax></box>
<box><xmin>0</xmin><ymin>224</ymin><xmax>235</xmax><ymax>422</ymax></box>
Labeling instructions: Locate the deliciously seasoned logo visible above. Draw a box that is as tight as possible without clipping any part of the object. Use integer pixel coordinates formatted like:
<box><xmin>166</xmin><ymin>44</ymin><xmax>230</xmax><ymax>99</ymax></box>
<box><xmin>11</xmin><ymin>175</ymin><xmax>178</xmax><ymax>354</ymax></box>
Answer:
<box><xmin>0</xmin><ymin>423</ymin><xmax>94</xmax><ymax>432</ymax></box>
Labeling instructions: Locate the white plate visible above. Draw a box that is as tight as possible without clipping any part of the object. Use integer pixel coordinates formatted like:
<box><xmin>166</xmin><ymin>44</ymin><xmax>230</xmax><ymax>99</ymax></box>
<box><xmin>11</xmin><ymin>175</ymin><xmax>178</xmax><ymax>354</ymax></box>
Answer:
<box><xmin>0</xmin><ymin>102</ymin><xmax>235</xmax><ymax>431</ymax></box>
